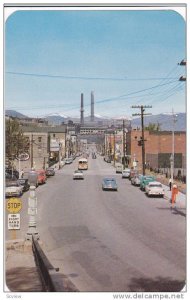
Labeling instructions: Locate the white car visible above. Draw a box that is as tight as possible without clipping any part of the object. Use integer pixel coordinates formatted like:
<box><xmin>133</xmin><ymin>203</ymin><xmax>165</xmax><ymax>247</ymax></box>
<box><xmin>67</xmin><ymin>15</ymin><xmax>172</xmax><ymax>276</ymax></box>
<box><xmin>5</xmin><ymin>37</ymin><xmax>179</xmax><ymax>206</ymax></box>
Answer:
<box><xmin>145</xmin><ymin>181</ymin><xmax>165</xmax><ymax>197</ymax></box>
<box><xmin>131</xmin><ymin>174</ymin><xmax>142</xmax><ymax>186</ymax></box>
<box><xmin>73</xmin><ymin>170</ymin><xmax>84</xmax><ymax>180</ymax></box>
<box><xmin>65</xmin><ymin>158</ymin><xmax>73</xmax><ymax>164</ymax></box>
<box><xmin>122</xmin><ymin>169</ymin><xmax>130</xmax><ymax>178</ymax></box>
<box><xmin>5</xmin><ymin>181</ymin><xmax>23</xmax><ymax>197</ymax></box>
<box><xmin>116</xmin><ymin>164</ymin><xmax>123</xmax><ymax>173</ymax></box>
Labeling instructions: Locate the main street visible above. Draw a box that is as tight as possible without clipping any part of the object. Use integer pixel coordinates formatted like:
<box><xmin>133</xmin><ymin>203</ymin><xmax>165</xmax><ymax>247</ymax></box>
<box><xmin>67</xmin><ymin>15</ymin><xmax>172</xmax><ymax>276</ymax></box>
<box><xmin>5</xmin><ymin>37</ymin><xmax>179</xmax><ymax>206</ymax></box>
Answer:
<box><xmin>6</xmin><ymin>152</ymin><xmax>186</xmax><ymax>292</ymax></box>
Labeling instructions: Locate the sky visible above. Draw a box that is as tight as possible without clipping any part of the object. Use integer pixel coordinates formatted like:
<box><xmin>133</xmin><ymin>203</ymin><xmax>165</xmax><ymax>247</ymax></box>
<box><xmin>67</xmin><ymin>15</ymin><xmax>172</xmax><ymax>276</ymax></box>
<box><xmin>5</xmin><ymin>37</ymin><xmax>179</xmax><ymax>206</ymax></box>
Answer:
<box><xmin>4</xmin><ymin>7</ymin><xmax>186</xmax><ymax>118</ymax></box>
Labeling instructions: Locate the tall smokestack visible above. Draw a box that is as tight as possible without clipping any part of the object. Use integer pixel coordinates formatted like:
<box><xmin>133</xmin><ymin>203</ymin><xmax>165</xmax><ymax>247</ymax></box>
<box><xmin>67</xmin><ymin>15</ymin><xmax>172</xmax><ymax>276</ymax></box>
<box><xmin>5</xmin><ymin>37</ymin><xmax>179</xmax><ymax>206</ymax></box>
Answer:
<box><xmin>91</xmin><ymin>91</ymin><xmax>94</xmax><ymax>122</ymax></box>
<box><xmin>80</xmin><ymin>93</ymin><xmax>84</xmax><ymax>125</ymax></box>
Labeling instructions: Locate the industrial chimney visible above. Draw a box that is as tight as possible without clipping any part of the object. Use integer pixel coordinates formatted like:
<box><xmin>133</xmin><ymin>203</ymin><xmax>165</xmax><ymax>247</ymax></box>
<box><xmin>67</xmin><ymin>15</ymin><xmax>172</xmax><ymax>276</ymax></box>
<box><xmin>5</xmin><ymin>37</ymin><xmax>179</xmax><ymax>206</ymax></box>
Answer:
<box><xmin>80</xmin><ymin>93</ymin><xmax>84</xmax><ymax>125</ymax></box>
<box><xmin>90</xmin><ymin>91</ymin><xmax>94</xmax><ymax>122</ymax></box>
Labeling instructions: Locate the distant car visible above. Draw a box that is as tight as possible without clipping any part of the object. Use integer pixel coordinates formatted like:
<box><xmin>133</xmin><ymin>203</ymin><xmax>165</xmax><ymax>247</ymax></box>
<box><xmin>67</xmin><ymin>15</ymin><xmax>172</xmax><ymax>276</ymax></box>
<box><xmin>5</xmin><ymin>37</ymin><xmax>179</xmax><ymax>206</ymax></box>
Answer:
<box><xmin>140</xmin><ymin>176</ymin><xmax>155</xmax><ymax>191</ymax></box>
<box><xmin>102</xmin><ymin>178</ymin><xmax>118</xmax><ymax>191</ymax></box>
<box><xmin>65</xmin><ymin>158</ymin><xmax>73</xmax><ymax>164</ymax></box>
<box><xmin>116</xmin><ymin>164</ymin><xmax>123</xmax><ymax>174</ymax></box>
<box><xmin>131</xmin><ymin>174</ymin><xmax>143</xmax><ymax>186</ymax></box>
<box><xmin>45</xmin><ymin>167</ymin><xmax>55</xmax><ymax>177</ymax></box>
<box><xmin>36</xmin><ymin>170</ymin><xmax>47</xmax><ymax>184</ymax></box>
<box><xmin>129</xmin><ymin>169</ymin><xmax>138</xmax><ymax>180</ymax></box>
<box><xmin>17</xmin><ymin>178</ymin><xmax>30</xmax><ymax>192</ymax></box>
<box><xmin>145</xmin><ymin>181</ymin><xmax>165</xmax><ymax>197</ymax></box>
<box><xmin>104</xmin><ymin>156</ymin><xmax>111</xmax><ymax>163</ymax></box>
<box><xmin>5</xmin><ymin>181</ymin><xmax>23</xmax><ymax>197</ymax></box>
<box><xmin>92</xmin><ymin>153</ymin><xmax>97</xmax><ymax>159</ymax></box>
<box><xmin>73</xmin><ymin>170</ymin><xmax>84</xmax><ymax>180</ymax></box>
<box><xmin>122</xmin><ymin>169</ymin><xmax>130</xmax><ymax>178</ymax></box>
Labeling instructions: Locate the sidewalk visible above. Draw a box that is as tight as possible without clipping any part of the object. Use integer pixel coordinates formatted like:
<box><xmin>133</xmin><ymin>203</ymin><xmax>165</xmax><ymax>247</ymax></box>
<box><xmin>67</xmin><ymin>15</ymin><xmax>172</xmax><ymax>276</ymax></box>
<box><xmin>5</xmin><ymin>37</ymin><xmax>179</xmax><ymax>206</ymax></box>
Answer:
<box><xmin>5</xmin><ymin>239</ymin><xmax>44</xmax><ymax>292</ymax></box>
<box><xmin>163</xmin><ymin>184</ymin><xmax>186</xmax><ymax>211</ymax></box>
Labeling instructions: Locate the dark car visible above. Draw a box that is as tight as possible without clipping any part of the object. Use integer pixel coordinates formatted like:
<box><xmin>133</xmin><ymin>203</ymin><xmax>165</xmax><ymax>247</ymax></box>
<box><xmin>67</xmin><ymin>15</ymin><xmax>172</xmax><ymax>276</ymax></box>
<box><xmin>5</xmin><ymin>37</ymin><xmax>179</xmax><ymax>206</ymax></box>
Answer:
<box><xmin>5</xmin><ymin>168</ymin><xmax>19</xmax><ymax>179</ymax></box>
<box><xmin>18</xmin><ymin>178</ymin><xmax>30</xmax><ymax>192</ymax></box>
<box><xmin>102</xmin><ymin>178</ymin><xmax>118</xmax><ymax>191</ymax></box>
<box><xmin>45</xmin><ymin>167</ymin><xmax>55</xmax><ymax>177</ymax></box>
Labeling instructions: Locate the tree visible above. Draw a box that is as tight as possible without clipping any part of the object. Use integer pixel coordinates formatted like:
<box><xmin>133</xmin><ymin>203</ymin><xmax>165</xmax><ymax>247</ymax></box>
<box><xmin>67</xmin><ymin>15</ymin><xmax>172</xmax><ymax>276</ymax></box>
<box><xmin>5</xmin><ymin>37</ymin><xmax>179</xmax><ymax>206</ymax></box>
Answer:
<box><xmin>5</xmin><ymin>118</ymin><xmax>29</xmax><ymax>164</ymax></box>
<box><xmin>145</xmin><ymin>122</ymin><xmax>161</xmax><ymax>131</ymax></box>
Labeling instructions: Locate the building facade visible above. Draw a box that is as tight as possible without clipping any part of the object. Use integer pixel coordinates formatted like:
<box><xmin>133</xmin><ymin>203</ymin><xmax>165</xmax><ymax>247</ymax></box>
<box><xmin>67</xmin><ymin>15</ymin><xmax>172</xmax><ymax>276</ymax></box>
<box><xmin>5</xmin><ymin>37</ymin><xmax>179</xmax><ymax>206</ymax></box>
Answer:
<box><xmin>17</xmin><ymin>125</ymin><xmax>67</xmax><ymax>170</ymax></box>
<box><xmin>126</xmin><ymin>130</ymin><xmax>186</xmax><ymax>176</ymax></box>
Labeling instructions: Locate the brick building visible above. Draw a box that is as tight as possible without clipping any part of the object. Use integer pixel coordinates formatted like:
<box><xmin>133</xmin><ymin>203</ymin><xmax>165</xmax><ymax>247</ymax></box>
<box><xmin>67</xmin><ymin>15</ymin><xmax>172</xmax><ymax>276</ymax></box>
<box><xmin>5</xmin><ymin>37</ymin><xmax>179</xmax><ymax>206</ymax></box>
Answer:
<box><xmin>126</xmin><ymin>130</ymin><xmax>186</xmax><ymax>176</ymax></box>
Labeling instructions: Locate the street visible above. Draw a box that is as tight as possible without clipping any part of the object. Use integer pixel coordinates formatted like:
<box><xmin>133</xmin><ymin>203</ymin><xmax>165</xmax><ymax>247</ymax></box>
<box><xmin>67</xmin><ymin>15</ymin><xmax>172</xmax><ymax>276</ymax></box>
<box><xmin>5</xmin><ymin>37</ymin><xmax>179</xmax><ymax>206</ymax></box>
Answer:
<box><xmin>6</xmin><ymin>153</ymin><xmax>186</xmax><ymax>292</ymax></box>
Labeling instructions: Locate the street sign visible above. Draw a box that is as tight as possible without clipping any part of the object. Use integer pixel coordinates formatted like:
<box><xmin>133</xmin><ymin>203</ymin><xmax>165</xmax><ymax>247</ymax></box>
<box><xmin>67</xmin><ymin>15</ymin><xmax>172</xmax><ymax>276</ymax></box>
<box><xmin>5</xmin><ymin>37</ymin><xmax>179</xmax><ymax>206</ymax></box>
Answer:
<box><xmin>8</xmin><ymin>214</ymin><xmax>20</xmax><ymax>230</ymax></box>
<box><xmin>16</xmin><ymin>152</ymin><xmax>30</xmax><ymax>161</ymax></box>
<box><xmin>6</xmin><ymin>198</ymin><xmax>22</xmax><ymax>213</ymax></box>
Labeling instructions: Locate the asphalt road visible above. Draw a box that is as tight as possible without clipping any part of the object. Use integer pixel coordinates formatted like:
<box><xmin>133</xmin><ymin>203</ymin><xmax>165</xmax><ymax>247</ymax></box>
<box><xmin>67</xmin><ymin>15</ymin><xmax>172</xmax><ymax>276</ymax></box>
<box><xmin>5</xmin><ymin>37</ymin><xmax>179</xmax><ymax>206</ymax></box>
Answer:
<box><xmin>6</xmin><ymin>153</ymin><xmax>186</xmax><ymax>292</ymax></box>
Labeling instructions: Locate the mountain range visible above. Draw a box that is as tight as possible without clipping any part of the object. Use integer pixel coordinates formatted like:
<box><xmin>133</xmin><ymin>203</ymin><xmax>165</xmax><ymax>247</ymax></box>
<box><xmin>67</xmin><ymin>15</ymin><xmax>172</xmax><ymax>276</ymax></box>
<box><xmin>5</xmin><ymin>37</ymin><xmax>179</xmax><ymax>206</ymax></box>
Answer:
<box><xmin>5</xmin><ymin>110</ymin><xmax>186</xmax><ymax>131</ymax></box>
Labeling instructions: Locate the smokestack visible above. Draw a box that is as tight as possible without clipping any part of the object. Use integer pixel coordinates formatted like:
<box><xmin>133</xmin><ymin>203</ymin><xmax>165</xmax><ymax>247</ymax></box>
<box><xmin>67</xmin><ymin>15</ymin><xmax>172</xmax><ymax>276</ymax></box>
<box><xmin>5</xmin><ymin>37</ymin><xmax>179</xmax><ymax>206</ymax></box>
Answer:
<box><xmin>80</xmin><ymin>93</ymin><xmax>84</xmax><ymax>125</ymax></box>
<box><xmin>90</xmin><ymin>91</ymin><xmax>94</xmax><ymax>122</ymax></box>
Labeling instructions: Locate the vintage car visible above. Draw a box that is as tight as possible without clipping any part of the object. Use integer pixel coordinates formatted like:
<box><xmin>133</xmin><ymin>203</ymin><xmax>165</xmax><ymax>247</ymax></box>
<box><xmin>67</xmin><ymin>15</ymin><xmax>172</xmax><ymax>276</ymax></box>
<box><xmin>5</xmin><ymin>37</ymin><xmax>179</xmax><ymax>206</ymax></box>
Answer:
<box><xmin>73</xmin><ymin>170</ymin><xmax>84</xmax><ymax>180</ymax></box>
<box><xmin>122</xmin><ymin>169</ymin><xmax>131</xmax><ymax>178</ymax></box>
<box><xmin>36</xmin><ymin>170</ymin><xmax>47</xmax><ymax>184</ymax></box>
<box><xmin>131</xmin><ymin>174</ymin><xmax>143</xmax><ymax>186</ymax></box>
<box><xmin>102</xmin><ymin>178</ymin><xmax>118</xmax><ymax>191</ymax></box>
<box><xmin>145</xmin><ymin>181</ymin><xmax>165</xmax><ymax>197</ymax></box>
<box><xmin>5</xmin><ymin>181</ymin><xmax>23</xmax><ymax>197</ymax></box>
<box><xmin>45</xmin><ymin>167</ymin><xmax>55</xmax><ymax>177</ymax></box>
<box><xmin>140</xmin><ymin>175</ymin><xmax>155</xmax><ymax>191</ymax></box>
<box><xmin>17</xmin><ymin>178</ymin><xmax>30</xmax><ymax>192</ymax></box>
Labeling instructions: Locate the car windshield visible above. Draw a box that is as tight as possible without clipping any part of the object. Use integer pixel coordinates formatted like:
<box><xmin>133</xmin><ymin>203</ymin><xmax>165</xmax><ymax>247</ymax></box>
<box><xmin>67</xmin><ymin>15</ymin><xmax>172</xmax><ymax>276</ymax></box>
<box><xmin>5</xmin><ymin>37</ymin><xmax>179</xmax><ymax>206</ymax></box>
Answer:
<box><xmin>105</xmin><ymin>179</ymin><xmax>116</xmax><ymax>183</ymax></box>
<box><xmin>149</xmin><ymin>184</ymin><xmax>162</xmax><ymax>188</ymax></box>
<box><xmin>6</xmin><ymin>182</ymin><xmax>19</xmax><ymax>187</ymax></box>
<box><xmin>18</xmin><ymin>179</ymin><xmax>26</xmax><ymax>183</ymax></box>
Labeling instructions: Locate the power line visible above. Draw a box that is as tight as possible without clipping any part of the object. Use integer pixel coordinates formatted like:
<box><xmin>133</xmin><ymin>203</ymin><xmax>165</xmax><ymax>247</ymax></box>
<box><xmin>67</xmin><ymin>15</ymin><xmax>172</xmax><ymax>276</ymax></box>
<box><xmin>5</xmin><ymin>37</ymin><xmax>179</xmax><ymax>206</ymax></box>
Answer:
<box><xmin>6</xmin><ymin>71</ymin><xmax>179</xmax><ymax>82</ymax></box>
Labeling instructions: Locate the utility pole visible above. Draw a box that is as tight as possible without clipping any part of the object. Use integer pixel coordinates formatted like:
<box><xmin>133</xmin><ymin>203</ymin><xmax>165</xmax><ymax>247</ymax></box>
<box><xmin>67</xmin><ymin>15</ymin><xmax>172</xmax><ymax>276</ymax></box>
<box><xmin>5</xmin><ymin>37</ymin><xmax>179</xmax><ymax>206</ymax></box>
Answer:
<box><xmin>123</xmin><ymin>120</ymin><xmax>126</xmax><ymax>169</ymax></box>
<box><xmin>170</xmin><ymin>109</ymin><xmax>177</xmax><ymax>186</ymax></box>
<box><xmin>132</xmin><ymin>105</ymin><xmax>152</xmax><ymax>175</ymax></box>
<box><xmin>113</xmin><ymin>130</ymin><xmax>116</xmax><ymax>167</ymax></box>
<box><xmin>31</xmin><ymin>134</ymin><xmax>34</xmax><ymax>169</ymax></box>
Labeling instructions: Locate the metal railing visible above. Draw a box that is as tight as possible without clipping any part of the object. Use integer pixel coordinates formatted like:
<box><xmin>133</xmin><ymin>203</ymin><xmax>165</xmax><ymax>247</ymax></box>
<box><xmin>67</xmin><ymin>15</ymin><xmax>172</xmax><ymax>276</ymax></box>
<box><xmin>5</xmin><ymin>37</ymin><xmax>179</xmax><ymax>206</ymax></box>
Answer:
<box><xmin>32</xmin><ymin>235</ymin><xmax>63</xmax><ymax>292</ymax></box>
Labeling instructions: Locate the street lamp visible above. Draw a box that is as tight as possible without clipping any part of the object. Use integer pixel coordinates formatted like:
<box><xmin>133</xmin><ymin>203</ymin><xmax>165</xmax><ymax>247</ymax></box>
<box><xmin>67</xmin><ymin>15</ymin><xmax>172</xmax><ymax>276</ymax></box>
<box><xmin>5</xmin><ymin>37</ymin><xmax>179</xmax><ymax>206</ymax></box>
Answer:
<box><xmin>26</xmin><ymin>169</ymin><xmax>39</xmax><ymax>241</ymax></box>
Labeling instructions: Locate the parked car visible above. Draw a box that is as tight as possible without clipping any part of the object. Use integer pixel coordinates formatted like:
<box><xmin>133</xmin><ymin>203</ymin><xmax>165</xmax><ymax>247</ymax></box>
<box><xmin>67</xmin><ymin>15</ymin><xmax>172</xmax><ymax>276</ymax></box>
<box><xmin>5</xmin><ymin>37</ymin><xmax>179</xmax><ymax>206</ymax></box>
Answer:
<box><xmin>5</xmin><ymin>168</ymin><xmax>19</xmax><ymax>179</ymax></box>
<box><xmin>129</xmin><ymin>169</ymin><xmax>138</xmax><ymax>180</ymax></box>
<box><xmin>104</xmin><ymin>156</ymin><xmax>111</xmax><ymax>163</ymax></box>
<box><xmin>115</xmin><ymin>163</ymin><xmax>123</xmax><ymax>174</ymax></box>
<box><xmin>122</xmin><ymin>168</ymin><xmax>130</xmax><ymax>178</ymax></box>
<box><xmin>131</xmin><ymin>174</ymin><xmax>143</xmax><ymax>186</ymax></box>
<box><xmin>73</xmin><ymin>170</ymin><xmax>84</xmax><ymax>180</ymax></box>
<box><xmin>65</xmin><ymin>158</ymin><xmax>73</xmax><ymax>164</ymax></box>
<box><xmin>145</xmin><ymin>181</ymin><xmax>165</xmax><ymax>197</ymax></box>
<box><xmin>45</xmin><ymin>167</ymin><xmax>55</xmax><ymax>177</ymax></box>
<box><xmin>17</xmin><ymin>178</ymin><xmax>30</xmax><ymax>192</ymax></box>
<box><xmin>140</xmin><ymin>175</ymin><xmax>155</xmax><ymax>191</ymax></box>
<box><xmin>5</xmin><ymin>180</ymin><xmax>23</xmax><ymax>197</ymax></box>
<box><xmin>5</xmin><ymin>172</ymin><xmax>17</xmax><ymax>181</ymax></box>
<box><xmin>102</xmin><ymin>178</ymin><xmax>118</xmax><ymax>191</ymax></box>
<box><xmin>36</xmin><ymin>170</ymin><xmax>47</xmax><ymax>184</ymax></box>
